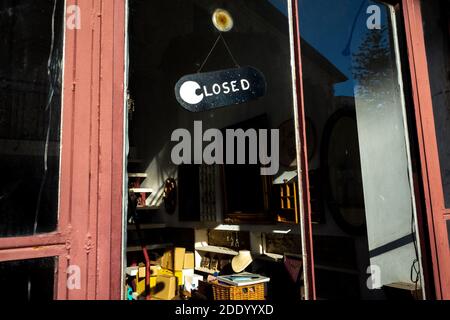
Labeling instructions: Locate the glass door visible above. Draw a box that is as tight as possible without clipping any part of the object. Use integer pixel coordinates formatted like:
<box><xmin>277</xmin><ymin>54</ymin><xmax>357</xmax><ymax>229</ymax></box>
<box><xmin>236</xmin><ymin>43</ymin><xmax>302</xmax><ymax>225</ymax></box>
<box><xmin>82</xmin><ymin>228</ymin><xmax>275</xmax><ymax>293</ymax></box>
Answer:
<box><xmin>294</xmin><ymin>0</ymin><xmax>426</xmax><ymax>299</ymax></box>
<box><xmin>125</xmin><ymin>0</ymin><xmax>314</xmax><ymax>300</ymax></box>
<box><xmin>0</xmin><ymin>0</ymin><xmax>127</xmax><ymax>301</ymax></box>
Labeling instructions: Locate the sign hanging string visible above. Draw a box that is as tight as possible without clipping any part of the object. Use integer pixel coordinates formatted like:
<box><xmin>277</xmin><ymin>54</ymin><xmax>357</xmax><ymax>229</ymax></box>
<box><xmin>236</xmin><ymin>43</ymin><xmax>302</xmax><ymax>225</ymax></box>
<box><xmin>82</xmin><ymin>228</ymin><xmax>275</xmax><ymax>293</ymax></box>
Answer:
<box><xmin>197</xmin><ymin>33</ymin><xmax>240</xmax><ymax>73</ymax></box>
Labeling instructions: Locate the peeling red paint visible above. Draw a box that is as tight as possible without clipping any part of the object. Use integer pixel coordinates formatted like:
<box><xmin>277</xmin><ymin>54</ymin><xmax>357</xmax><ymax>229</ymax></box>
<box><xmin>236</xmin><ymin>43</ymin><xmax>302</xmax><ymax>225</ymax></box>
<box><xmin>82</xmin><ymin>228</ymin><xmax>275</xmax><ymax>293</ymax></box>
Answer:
<box><xmin>57</xmin><ymin>0</ymin><xmax>126</xmax><ymax>300</ymax></box>
<box><xmin>403</xmin><ymin>0</ymin><xmax>450</xmax><ymax>299</ymax></box>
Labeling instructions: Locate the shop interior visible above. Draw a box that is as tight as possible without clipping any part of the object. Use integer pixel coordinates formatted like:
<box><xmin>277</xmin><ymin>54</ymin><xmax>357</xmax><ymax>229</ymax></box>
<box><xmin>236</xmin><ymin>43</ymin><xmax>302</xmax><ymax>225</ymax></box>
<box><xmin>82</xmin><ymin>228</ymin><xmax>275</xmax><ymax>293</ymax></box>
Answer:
<box><xmin>0</xmin><ymin>0</ymin><xmax>439</xmax><ymax>301</ymax></box>
<box><xmin>125</xmin><ymin>0</ymin><xmax>425</xmax><ymax>301</ymax></box>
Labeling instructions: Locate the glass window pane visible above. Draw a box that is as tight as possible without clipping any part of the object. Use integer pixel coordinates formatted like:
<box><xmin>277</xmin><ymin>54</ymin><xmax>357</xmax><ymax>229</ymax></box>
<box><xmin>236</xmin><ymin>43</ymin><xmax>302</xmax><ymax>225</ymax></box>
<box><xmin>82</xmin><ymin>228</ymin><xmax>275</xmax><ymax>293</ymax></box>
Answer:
<box><xmin>0</xmin><ymin>257</ymin><xmax>56</xmax><ymax>301</ymax></box>
<box><xmin>0</xmin><ymin>0</ymin><xmax>64</xmax><ymax>237</ymax></box>
<box><xmin>298</xmin><ymin>0</ymin><xmax>420</xmax><ymax>298</ymax></box>
<box><xmin>421</xmin><ymin>0</ymin><xmax>450</xmax><ymax>208</ymax></box>
<box><xmin>128</xmin><ymin>0</ymin><xmax>296</xmax><ymax>224</ymax></box>
<box><xmin>127</xmin><ymin>2</ymin><xmax>302</xmax><ymax>299</ymax></box>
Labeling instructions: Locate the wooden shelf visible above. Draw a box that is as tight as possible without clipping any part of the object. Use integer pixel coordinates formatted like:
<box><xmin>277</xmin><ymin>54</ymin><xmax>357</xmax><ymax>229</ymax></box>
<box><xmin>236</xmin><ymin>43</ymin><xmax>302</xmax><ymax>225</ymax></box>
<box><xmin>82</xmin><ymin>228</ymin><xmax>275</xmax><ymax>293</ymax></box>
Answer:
<box><xmin>129</xmin><ymin>188</ymin><xmax>153</xmax><ymax>194</ymax></box>
<box><xmin>195</xmin><ymin>245</ymin><xmax>238</xmax><ymax>256</ymax></box>
<box><xmin>128</xmin><ymin>173</ymin><xmax>148</xmax><ymax>178</ymax></box>
<box><xmin>172</xmin><ymin>222</ymin><xmax>301</xmax><ymax>234</ymax></box>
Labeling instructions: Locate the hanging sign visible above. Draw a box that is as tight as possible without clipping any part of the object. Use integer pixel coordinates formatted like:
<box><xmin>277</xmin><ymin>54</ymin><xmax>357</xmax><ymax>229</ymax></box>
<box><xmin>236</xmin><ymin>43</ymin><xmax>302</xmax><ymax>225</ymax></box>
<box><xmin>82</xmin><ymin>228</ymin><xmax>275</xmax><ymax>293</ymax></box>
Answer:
<box><xmin>175</xmin><ymin>66</ymin><xmax>267</xmax><ymax>112</ymax></box>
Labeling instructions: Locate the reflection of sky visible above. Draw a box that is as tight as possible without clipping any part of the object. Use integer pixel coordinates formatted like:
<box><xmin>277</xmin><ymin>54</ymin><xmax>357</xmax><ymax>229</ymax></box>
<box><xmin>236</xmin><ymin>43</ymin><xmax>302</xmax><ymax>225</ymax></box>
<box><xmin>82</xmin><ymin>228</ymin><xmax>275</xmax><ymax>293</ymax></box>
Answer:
<box><xmin>268</xmin><ymin>0</ymin><xmax>288</xmax><ymax>16</ymax></box>
<box><xmin>267</xmin><ymin>0</ymin><xmax>390</xmax><ymax>97</ymax></box>
<box><xmin>298</xmin><ymin>0</ymin><xmax>389</xmax><ymax>97</ymax></box>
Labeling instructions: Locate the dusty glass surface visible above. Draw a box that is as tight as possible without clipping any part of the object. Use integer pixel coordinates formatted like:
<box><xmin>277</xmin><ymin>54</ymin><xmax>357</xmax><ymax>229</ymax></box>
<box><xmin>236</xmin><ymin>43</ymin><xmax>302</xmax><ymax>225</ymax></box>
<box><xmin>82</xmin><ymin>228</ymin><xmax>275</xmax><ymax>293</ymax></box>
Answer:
<box><xmin>298</xmin><ymin>0</ymin><xmax>420</xmax><ymax>298</ymax></box>
<box><xmin>0</xmin><ymin>0</ymin><xmax>64</xmax><ymax>237</ymax></box>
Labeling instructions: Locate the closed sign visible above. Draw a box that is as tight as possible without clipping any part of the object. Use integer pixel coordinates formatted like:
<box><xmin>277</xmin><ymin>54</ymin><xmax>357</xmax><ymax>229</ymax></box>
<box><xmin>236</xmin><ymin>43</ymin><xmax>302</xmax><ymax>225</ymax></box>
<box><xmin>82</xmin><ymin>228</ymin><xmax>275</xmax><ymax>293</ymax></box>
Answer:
<box><xmin>175</xmin><ymin>66</ymin><xmax>267</xmax><ymax>112</ymax></box>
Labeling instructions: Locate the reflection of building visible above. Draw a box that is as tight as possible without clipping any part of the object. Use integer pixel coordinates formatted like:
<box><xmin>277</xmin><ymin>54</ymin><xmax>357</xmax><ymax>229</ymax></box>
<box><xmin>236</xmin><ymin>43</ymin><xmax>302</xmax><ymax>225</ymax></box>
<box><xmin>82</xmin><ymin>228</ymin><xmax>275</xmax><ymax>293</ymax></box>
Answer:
<box><xmin>0</xmin><ymin>0</ymin><xmax>449</xmax><ymax>302</ymax></box>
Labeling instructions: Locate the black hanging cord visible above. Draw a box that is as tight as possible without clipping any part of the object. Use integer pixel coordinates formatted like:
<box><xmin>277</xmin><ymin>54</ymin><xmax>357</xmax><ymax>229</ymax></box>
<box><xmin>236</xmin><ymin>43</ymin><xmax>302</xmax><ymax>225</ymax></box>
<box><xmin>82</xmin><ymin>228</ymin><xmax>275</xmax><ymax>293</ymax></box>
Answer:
<box><xmin>410</xmin><ymin>207</ymin><xmax>421</xmax><ymax>299</ymax></box>
<box><xmin>197</xmin><ymin>33</ymin><xmax>240</xmax><ymax>73</ymax></box>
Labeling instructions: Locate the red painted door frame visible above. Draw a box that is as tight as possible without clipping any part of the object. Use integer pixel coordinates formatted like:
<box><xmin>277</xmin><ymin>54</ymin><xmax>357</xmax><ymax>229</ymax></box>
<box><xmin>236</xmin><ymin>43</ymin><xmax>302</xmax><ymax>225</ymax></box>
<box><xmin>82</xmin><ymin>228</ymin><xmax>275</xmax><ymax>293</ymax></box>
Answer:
<box><xmin>58</xmin><ymin>0</ymin><xmax>126</xmax><ymax>300</ymax></box>
<box><xmin>402</xmin><ymin>0</ymin><xmax>450</xmax><ymax>300</ymax></box>
<box><xmin>290</xmin><ymin>0</ymin><xmax>316</xmax><ymax>301</ymax></box>
<box><xmin>0</xmin><ymin>0</ymin><xmax>126</xmax><ymax>300</ymax></box>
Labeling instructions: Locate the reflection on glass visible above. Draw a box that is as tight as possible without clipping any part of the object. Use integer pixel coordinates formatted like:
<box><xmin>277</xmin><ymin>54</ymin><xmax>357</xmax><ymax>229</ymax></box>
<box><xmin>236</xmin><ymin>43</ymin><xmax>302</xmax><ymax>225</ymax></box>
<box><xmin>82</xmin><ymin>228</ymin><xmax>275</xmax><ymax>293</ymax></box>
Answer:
<box><xmin>298</xmin><ymin>0</ymin><xmax>420</xmax><ymax>298</ymax></box>
<box><xmin>128</xmin><ymin>3</ymin><xmax>303</xmax><ymax>302</ymax></box>
<box><xmin>0</xmin><ymin>257</ymin><xmax>56</xmax><ymax>301</ymax></box>
<box><xmin>0</xmin><ymin>0</ymin><xmax>64</xmax><ymax>237</ymax></box>
<box><xmin>421</xmin><ymin>0</ymin><xmax>450</xmax><ymax>208</ymax></box>
<box><xmin>128</xmin><ymin>0</ymin><xmax>296</xmax><ymax>224</ymax></box>
<box><xmin>322</xmin><ymin>109</ymin><xmax>366</xmax><ymax>233</ymax></box>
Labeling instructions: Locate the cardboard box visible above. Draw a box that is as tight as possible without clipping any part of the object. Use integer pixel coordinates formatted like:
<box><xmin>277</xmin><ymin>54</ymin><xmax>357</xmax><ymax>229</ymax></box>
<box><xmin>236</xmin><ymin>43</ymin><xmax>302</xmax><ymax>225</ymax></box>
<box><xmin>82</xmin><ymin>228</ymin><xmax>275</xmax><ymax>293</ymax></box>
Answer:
<box><xmin>159</xmin><ymin>268</ymin><xmax>174</xmax><ymax>276</ymax></box>
<box><xmin>126</xmin><ymin>266</ymin><xmax>138</xmax><ymax>277</ymax></box>
<box><xmin>161</xmin><ymin>248</ymin><xmax>186</xmax><ymax>271</ymax></box>
<box><xmin>135</xmin><ymin>263</ymin><xmax>146</xmax><ymax>296</ymax></box>
<box><xmin>136</xmin><ymin>275</ymin><xmax>146</xmax><ymax>296</ymax></box>
<box><xmin>174</xmin><ymin>247</ymin><xmax>186</xmax><ymax>271</ymax></box>
<box><xmin>150</xmin><ymin>265</ymin><xmax>161</xmax><ymax>276</ymax></box>
<box><xmin>150</xmin><ymin>276</ymin><xmax>157</xmax><ymax>292</ymax></box>
<box><xmin>138</xmin><ymin>266</ymin><xmax>146</xmax><ymax>278</ymax></box>
<box><xmin>153</xmin><ymin>275</ymin><xmax>177</xmax><ymax>300</ymax></box>
<box><xmin>161</xmin><ymin>250</ymin><xmax>174</xmax><ymax>270</ymax></box>
<box><xmin>174</xmin><ymin>270</ymin><xmax>184</xmax><ymax>286</ymax></box>
<box><xmin>183</xmin><ymin>252</ymin><xmax>195</xmax><ymax>269</ymax></box>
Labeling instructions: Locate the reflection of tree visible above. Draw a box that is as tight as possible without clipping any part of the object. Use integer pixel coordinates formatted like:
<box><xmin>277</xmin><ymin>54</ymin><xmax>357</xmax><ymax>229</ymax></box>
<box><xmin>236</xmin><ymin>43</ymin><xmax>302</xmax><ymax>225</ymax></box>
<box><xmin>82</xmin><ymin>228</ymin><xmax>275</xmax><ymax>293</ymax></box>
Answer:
<box><xmin>352</xmin><ymin>26</ymin><xmax>394</xmax><ymax>100</ymax></box>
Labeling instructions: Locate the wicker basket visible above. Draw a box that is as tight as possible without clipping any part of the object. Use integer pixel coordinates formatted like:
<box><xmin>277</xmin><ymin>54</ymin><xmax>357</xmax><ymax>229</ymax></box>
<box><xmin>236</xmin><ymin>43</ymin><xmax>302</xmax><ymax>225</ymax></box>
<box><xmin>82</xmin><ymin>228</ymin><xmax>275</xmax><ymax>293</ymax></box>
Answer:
<box><xmin>212</xmin><ymin>282</ymin><xmax>265</xmax><ymax>300</ymax></box>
